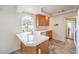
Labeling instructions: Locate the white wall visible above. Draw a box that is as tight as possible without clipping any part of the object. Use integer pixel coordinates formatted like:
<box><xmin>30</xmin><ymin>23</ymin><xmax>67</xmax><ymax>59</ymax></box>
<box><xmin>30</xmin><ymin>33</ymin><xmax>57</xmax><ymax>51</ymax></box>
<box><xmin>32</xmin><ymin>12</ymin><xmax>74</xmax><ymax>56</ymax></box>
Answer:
<box><xmin>0</xmin><ymin>6</ymin><xmax>21</xmax><ymax>53</ymax></box>
<box><xmin>76</xmin><ymin>9</ymin><xmax>79</xmax><ymax>54</ymax></box>
<box><xmin>52</xmin><ymin>12</ymin><xmax>77</xmax><ymax>42</ymax></box>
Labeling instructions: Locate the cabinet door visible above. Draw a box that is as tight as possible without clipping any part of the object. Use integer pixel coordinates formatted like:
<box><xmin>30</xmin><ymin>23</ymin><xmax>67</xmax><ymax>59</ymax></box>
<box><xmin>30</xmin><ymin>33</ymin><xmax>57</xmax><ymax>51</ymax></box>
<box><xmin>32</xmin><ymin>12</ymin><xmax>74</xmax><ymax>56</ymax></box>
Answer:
<box><xmin>46</xmin><ymin>31</ymin><xmax>52</xmax><ymax>39</ymax></box>
<box><xmin>39</xmin><ymin>15</ymin><xmax>46</xmax><ymax>26</ymax></box>
<box><xmin>36</xmin><ymin>15</ymin><xmax>49</xmax><ymax>26</ymax></box>
<box><xmin>37</xmin><ymin>40</ymin><xmax>49</xmax><ymax>54</ymax></box>
<box><xmin>21</xmin><ymin>42</ymin><xmax>26</xmax><ymax>53</ymax></box>
<box><xmin>21</xmin><ymin>42</ymin><xmax>37</xmax><ymax>54</ymax></box>
<box><xmin>45</xmin><ymin>16</ymin><xmax>50</xmax><ymax>26</ymax></box>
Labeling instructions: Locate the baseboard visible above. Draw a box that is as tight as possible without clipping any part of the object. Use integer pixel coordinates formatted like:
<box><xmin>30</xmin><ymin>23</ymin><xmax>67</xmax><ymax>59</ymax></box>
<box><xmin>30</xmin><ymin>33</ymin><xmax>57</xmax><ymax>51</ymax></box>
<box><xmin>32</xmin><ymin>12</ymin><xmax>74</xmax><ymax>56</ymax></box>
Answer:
<box><xmin>52</xmin><ymin>38</ymin><xmax>65</xmax><ymax>43</ymax></box>
<box><xmin>9</xmin><ymin>48</ymin><xmax>21</xmax><ymax>54</ymax></box>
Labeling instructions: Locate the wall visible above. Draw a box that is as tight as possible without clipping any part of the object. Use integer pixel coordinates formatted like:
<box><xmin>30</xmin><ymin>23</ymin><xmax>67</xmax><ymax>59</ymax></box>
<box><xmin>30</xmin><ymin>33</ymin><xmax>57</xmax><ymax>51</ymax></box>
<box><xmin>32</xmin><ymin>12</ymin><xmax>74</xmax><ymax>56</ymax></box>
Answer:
<box><xmin>76</xmin><ymin>9</ymin><xmax>79</xmax><ymax>53</ymax></box>
<box><xmin>0</xmin><ymin>6</ymin><xmax>21</xmax><ymax>53</ymax></box>
<box><xmin>52</xmin><ymin>12</ymin><xmax>77</xmax><ymax>42</ymax></box>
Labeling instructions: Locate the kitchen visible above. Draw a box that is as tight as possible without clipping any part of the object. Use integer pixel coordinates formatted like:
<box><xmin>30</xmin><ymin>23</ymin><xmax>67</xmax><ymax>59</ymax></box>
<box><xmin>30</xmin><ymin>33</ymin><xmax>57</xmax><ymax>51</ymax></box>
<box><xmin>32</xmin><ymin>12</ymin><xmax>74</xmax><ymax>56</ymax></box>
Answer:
<box><xmin>0</xmin><ymin>5</ymin><xmax>79</xmax><ymax>54</ymax></box>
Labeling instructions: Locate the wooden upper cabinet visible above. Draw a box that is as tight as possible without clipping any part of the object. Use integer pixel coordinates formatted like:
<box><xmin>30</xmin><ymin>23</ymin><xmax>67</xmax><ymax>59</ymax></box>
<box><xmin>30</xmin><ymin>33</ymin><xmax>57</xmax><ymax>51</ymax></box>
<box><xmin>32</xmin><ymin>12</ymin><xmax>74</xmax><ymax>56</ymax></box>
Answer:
<box><xmin>36</xmin><ymin>14</ymin><xmax>50</xmax><ymax>26</ymax></box>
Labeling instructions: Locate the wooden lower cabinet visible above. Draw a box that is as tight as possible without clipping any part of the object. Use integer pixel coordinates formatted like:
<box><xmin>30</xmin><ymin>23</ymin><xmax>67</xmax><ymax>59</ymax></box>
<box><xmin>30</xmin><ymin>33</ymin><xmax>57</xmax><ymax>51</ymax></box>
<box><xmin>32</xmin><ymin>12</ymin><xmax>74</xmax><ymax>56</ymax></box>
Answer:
<box><xmin>21</xmin><ymin>40</ymin><xmax>49</xmax><ymax>54</ymax></box>
<box><xmin>46</xmin><ymin>31</ymin><xmax>52</xmax><ymax>39</ymax></box>
<box><xmin>37</xmin><ymin>40</ymin><xmax>49</xmax><ymax>54</ymax></box>
<box><xmin>41</xmin><ymin>30</ymin><xmax>52</xmax><ymax>40</ymax></box>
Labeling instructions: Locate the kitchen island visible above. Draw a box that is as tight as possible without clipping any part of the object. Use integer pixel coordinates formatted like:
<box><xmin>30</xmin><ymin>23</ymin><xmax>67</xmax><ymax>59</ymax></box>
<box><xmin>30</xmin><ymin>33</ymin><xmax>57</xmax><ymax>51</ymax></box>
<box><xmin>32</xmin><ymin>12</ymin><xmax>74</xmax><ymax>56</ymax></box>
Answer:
<box><xmin>16</xmin><ymin>32</ymin><xmax>49</xmax><ymax>54</ymax></box>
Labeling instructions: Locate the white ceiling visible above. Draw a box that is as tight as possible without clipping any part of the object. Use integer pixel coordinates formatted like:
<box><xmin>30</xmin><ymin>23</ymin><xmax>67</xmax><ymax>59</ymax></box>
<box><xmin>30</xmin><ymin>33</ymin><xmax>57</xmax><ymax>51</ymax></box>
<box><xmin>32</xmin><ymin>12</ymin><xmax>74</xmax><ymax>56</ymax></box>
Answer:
<box><xmin>16</xmin><ymin>5</ymin><xmax>46</xmax><ymax>14</ymax></box>
<box><xmin>43</xmin><ymin>5</ymin><xmax>79</xmax><ymax>15</ymax></box>
<box><xmin>17</xmin><ymin>5</ymin><xmax>79</xmax><ymax>16</ymax></box>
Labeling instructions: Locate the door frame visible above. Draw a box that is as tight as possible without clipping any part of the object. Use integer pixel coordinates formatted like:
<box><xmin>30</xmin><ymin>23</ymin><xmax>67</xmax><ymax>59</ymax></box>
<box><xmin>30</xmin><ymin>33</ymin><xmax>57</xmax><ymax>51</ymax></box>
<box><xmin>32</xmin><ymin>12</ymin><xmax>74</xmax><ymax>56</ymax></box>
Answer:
<box><xmin>64</xmin><ymin>16</ymin><xmax>76</xmax><ymax>41</ymax></box>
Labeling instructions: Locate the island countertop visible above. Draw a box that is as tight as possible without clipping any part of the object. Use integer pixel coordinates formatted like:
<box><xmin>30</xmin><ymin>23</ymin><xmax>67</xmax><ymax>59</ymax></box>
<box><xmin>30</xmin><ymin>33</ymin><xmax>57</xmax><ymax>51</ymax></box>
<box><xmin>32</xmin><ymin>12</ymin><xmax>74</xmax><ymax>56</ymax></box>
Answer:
<box><xmin>16</xmin><ymin>32</ymin><xmax>49</xmax><ymax>47</ymax></box>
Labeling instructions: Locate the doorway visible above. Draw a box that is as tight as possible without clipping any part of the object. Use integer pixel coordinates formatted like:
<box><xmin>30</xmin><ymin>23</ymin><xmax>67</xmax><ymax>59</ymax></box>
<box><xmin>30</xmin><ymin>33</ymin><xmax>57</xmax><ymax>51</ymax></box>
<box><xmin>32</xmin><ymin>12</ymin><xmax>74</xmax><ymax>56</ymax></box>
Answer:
<box><xmin>66</xmin><ymin>20</ymin><xmax>76</xmax><ymax>39</ymax></box>
<box><xmin>64</xmin><ymin>16</ymin><xmax>76</xmax><ymax>53</ymax></box>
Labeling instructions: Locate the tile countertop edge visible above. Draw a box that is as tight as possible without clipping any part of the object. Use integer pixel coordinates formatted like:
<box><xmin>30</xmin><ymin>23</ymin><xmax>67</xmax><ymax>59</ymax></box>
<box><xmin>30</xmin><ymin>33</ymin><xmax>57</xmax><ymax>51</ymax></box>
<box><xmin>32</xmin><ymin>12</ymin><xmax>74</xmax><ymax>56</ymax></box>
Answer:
<box><xmin>36</xmin><ymin>29</ymin><xmax>52</xmax><ymax>33</ymax></box>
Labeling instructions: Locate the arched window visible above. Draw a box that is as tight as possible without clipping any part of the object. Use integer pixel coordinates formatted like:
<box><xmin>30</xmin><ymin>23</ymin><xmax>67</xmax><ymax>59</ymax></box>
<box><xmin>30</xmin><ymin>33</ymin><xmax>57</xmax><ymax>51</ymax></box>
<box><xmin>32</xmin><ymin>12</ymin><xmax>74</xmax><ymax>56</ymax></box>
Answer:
<box><xmin>21</xmin><ymin>15</ymin><xmax>33</xmax><ymax>32</ymax></box>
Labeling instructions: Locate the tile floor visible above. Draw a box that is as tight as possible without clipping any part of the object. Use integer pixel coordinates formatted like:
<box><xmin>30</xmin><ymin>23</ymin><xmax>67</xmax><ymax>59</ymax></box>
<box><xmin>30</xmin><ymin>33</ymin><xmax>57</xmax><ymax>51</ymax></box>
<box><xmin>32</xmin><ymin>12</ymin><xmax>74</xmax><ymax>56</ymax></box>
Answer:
<box><xmin>49</xmin><ymin>39</ymin><xmax>76</xmax><ymax>54</ymax></box>
<box><xmin>11</xmin><ymin>39</ymin><xmax>76</xmax><ymax>54</ymax></box>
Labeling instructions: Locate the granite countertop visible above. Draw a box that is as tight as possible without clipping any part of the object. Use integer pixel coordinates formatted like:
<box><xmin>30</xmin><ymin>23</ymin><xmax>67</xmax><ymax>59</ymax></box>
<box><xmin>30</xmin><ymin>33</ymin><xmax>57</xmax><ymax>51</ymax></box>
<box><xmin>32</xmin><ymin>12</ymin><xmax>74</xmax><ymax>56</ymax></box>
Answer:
<box><xmin>16</xmin><ymin>31</ymin><xmax>49</xmax><ymax>46</ymax></box>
